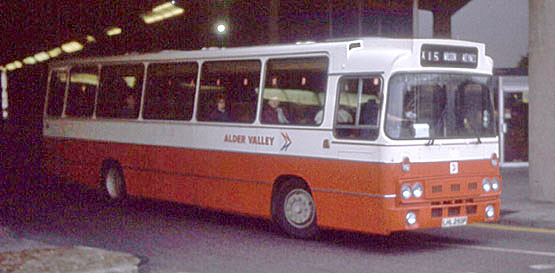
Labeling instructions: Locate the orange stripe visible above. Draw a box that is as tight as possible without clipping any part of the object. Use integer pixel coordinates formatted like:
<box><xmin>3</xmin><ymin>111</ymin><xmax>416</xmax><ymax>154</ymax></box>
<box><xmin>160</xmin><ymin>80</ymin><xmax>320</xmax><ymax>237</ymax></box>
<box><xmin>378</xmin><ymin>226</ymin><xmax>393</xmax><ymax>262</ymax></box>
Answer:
<box><xmin>42</xmin><ymin>137</ymin><xmax>501</xmax><ymax>235</ymax></box>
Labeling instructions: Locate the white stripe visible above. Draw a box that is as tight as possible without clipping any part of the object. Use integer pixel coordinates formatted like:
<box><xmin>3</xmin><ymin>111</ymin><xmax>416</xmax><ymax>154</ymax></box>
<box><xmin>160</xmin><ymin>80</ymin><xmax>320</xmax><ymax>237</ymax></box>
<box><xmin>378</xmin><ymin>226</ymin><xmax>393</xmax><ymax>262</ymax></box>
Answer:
<box><xmin>452</xmin><ymin>244</ymin><xmax>555</xmax><ymax>257</ymax></box>
<box><xmin>529</xmin><ymin>264</ymin><xmax>555</xmax><ymax>270</ymax></box>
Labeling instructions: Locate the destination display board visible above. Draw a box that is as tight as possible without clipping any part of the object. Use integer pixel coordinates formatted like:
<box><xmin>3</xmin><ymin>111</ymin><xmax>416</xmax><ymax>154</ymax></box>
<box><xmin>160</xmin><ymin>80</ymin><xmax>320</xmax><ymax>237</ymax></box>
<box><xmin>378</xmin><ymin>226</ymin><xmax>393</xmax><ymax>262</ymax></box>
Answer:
<box><xmin>421</xmin><ymin>44</ymin><xmax>478</xmax><ymax>68</ymax></box>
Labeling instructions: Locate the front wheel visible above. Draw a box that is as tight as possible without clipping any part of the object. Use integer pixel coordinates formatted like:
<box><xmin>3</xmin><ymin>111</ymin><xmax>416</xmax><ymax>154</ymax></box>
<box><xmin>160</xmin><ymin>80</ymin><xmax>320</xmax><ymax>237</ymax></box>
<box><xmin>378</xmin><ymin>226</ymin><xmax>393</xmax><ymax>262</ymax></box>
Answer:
<box><xmin>273</xmin><ymin>179</ymin><xmax>319</xmax><ymax>239</ymax></box>
<box><xmin>100</xmin><ymin>162</ymin><xmax>127</xmax><ymax>201</ymax></box>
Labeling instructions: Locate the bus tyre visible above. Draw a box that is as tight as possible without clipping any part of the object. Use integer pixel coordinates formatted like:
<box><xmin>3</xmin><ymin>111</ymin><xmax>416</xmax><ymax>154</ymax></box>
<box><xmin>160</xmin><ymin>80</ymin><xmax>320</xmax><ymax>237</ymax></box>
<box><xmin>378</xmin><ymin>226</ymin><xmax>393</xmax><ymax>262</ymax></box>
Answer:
<box><xmin>274</xmin><ymin>179</ymin><xmax>318</xmax><ymax>239</ymax></box>
<box><xmin>100</xmin><ymin>162</ymin><xmax>127</xmax><ymax>201</ymax></box>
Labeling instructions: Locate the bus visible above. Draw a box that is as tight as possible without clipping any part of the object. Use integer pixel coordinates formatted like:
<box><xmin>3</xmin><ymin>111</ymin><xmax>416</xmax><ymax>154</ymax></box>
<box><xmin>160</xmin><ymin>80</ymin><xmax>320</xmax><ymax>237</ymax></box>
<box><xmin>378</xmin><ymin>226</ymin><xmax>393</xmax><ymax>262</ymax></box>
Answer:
<box><xmin>42</xmin><ymin>38</ymin><xmax>501</xmax><ymax>238</ymax></box>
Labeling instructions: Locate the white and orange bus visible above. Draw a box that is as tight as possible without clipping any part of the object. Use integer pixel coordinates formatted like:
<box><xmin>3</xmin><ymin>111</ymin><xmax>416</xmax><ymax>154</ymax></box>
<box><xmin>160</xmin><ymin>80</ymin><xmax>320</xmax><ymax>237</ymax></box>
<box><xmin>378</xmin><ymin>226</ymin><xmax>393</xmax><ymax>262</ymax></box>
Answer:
<box><xmin>42</xmin><ymin>38</ymin><xmax>501</xmax><ymax>238</ymax></box>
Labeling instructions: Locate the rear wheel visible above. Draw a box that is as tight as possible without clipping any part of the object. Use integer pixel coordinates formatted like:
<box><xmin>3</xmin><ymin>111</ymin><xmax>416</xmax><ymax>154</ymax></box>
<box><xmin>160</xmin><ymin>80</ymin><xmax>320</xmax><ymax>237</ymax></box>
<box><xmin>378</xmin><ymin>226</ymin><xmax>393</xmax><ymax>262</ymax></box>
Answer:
<box><xmin>101</xmin><ymin>162</ymin><xmax>126</xmax><ymax>200</ymax></box>
<box><xmin>273</xmin><ymin>179</ymin><xmax>318</xmax><ymax>239</ymax></box>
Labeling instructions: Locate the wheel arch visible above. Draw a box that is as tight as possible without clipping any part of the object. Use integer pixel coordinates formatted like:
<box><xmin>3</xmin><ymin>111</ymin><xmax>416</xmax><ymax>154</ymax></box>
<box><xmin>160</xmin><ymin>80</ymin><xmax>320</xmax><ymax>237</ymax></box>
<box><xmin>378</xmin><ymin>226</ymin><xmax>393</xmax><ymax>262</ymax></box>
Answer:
<box><xmin>270</xmin><ymin>174</ymin><xmax>313</xmax><ymax>221</ymax></box>
<box><xmin>100</xmin><ymin>158</ymin><xmax>122</xmax><ymax>181</ymax></box>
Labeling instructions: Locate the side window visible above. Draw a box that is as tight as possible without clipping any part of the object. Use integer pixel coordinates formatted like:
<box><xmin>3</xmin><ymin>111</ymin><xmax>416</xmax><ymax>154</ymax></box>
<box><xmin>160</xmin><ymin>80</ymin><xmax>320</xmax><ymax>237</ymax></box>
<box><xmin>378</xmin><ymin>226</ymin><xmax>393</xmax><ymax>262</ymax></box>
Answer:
<box><xmin>197</xmin><ymin>60</ymin><xmax>260</xmax><ymax>123</ymax></box>
<box><xmin>46</xmin><ymin>70</ymin><xmax>68</xmax><ymax>117</ymax></box>
<box><xmin>144</xmin><ymin>62</ymin><xmax>198</xmax><ymax>120</ymax></box>
<box><xmin>262</xmin><ymin>57</ymin><xmax>328</xmax><ymax>125</ymax></box>
<box><xmin>97</xmin><ymin>64</ymin><xmax>144</xmax><ymax>119</ymax></box>
<box><xmin>335</xmin><ymin>77</ymin><xmax>382</xmax><ymax>140</ymax></box>
<box><xmin>65</xmin><ymin>66</ymin><xmax>98</xmax><ymax>118</ymax></box>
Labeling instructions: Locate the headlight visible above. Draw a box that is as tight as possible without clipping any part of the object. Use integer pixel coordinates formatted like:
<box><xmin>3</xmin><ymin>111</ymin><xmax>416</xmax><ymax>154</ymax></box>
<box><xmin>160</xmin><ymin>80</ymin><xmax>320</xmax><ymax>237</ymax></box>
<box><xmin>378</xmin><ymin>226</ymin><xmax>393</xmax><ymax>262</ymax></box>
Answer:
<box><xmin>412</xmin><ymin>183</ymin><xmax>423</xmax><ymax>199</ymax></box>
<box><xmin>485</xmin><ymin>205</ymin><xmax>495</xmax><ymax>219</ymax></box>
<box><xmin>491</xmin><ymin>178</ymin><xmax>500</xmax><ymax>192</ymax></box>
<box><xmin>401</xmin><ymin>184</ymin><xmax>412</xmax><ymax>200</ymax></box>
<box><xmin>482</xmin><ymin>178</ymin><xmax>491</xmax><ymax>192</ymax></box>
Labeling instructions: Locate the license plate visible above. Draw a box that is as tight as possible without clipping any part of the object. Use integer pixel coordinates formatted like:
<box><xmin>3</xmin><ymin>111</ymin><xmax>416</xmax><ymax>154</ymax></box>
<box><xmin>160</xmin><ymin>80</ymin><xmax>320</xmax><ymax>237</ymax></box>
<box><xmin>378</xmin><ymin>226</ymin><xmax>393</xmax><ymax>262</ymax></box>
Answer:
<box><xmin>441</xmin><ymin>216</ymin><xmax>468</xmax><ymax>228</ymax></box>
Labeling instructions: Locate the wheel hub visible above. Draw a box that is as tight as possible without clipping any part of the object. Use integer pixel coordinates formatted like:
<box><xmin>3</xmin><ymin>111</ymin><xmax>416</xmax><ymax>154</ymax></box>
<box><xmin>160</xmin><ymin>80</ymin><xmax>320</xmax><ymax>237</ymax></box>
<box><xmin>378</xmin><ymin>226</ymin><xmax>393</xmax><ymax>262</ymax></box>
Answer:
<box><xmin>284</xmin><ymin>189</ymin><xmax>315</xmax><ymax>228</ymax></box>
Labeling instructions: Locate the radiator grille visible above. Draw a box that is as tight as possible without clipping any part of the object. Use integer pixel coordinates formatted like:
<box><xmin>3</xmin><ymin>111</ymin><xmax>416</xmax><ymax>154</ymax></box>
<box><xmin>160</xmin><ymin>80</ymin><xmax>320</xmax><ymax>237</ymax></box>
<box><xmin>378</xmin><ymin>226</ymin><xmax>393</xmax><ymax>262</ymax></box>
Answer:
<box><xmin>431</xmin><ymin>208</ymin><xmax>442</xmax><ymax>218</ymax></box>
<box><xmin>430</xmin><ymin>199</ymin><xmax>477</xmax><ymax>218</ymax></box>
<box><xmin>448</xmin><ymin>207</ymin><xmax>461</xmax><ymax>216</ymax></box>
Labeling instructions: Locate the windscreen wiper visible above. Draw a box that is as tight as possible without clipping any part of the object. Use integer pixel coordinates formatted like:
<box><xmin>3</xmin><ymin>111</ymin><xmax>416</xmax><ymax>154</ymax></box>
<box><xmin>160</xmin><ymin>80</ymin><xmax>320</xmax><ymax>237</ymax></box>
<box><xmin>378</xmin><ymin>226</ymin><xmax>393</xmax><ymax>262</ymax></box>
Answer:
<box><xmin>464</xmin><ymin>118</ymin><xmax>482</xmax><ymax>144</ymax></box>
<box><xmin>426</xmin><ymin>131</ymin><xmax>435</xmax><ymax>145</ymax></box>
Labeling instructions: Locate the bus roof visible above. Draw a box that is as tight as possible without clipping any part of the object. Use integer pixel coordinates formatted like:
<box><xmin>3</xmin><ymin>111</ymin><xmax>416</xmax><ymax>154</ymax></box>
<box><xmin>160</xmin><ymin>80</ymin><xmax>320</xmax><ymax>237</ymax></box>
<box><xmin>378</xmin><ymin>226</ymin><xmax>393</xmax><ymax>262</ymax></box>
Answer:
<box><xmin>50</xmin><ymin>37</ymin><xmax>492</xmax><ymax>74</ymax></box>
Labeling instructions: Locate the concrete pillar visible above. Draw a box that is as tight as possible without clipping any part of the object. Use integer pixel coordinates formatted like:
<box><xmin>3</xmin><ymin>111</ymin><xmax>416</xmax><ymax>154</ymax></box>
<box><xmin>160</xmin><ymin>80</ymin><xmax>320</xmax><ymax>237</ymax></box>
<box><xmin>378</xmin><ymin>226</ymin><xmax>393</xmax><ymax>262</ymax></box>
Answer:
<box><xmin>433</xmin><ymin>9</ymin><xmax>451</xmax><ymax>38</ymax></box>
<box><xmin>529</xmin><ymin>1</ymin><xmax>555</xmax><ymax>202</ymax></box>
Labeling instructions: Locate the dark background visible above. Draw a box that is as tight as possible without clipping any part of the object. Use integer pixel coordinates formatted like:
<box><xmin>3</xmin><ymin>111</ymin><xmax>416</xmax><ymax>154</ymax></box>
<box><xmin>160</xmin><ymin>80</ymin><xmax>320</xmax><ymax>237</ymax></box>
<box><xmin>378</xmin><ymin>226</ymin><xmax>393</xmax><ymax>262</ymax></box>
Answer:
<box><xmin>0</xmin><ymin>0</ymin><xmax>453</xmax><ymax>185</ymax></box>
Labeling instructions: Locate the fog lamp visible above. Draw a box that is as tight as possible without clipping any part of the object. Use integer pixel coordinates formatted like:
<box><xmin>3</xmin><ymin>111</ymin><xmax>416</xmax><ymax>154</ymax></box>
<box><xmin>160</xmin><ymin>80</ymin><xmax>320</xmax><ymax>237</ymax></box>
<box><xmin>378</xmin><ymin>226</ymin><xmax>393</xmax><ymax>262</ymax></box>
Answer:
<box><xmin>406</xmin><ymin>212</ymin><xmax>417</xmax><ymax>226</ymax></box>
<box><xmin>485</xmin><ymin>205</ymin><xmax>495</xmax><ymax>219</ymax></box>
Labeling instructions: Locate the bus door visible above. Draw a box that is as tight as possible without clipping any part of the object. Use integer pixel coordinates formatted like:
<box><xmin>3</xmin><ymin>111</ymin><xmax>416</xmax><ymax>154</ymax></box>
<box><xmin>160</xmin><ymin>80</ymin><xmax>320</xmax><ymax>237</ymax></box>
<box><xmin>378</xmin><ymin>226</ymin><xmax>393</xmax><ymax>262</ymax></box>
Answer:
<box><xmin>334</xmin><ymin>76</ymin><xmax>382</xmax><ymax>141</ymax></box>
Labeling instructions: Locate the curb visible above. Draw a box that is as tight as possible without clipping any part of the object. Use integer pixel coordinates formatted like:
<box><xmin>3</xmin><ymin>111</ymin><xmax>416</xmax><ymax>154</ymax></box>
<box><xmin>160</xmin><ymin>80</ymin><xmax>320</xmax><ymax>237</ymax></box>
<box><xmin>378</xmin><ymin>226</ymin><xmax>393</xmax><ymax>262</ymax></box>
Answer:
<box><xmin>0</xmin><ymin>246</ymin><xmax>141</xmax><ymax>273</ymax></box>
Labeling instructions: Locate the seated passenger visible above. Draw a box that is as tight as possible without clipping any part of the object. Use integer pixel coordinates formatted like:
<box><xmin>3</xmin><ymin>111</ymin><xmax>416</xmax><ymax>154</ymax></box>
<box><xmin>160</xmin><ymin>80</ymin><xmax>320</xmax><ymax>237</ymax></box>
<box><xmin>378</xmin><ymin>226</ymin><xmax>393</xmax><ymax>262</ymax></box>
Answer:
<box><xmin>209</xmin><ymin>94</ymin><xmax>232</xmax><ymax>122</ymax></box>
<box><xmin>314</xmin><ymin>106</ymin><xmax>353</xmax><ymax>124</ymax></box>
<box><xmin>337</xmin><ymin>106</ymin><xmax>353</xmax><ymax>124</ymax></box>
<box><xmin>360</xmin><ymin>99</ymin><xmax>379</xmax><ymax>125</ymax></box>
<box><xmin>262</xmin><ymin>96</ymin><xmax>290</xmax><ymax>124</ymax></box>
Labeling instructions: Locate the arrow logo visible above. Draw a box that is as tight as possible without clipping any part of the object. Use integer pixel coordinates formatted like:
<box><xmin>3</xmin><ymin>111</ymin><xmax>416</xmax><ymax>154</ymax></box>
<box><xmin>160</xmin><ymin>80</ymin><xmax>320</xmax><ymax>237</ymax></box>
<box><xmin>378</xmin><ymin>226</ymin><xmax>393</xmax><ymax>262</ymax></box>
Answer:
<box><xmin>280</xmin><ymin>132</ymin><xmax>292</xmax><ymax>151</ymax></box>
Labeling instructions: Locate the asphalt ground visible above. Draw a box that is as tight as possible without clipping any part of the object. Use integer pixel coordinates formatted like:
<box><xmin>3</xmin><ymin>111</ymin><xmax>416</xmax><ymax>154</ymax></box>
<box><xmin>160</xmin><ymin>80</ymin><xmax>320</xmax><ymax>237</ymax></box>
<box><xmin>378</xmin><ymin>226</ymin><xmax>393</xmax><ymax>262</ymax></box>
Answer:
<box><xmin>1</xmin><ymin>122</ymin><xmax>554</xmax><ymax>272</ymax></box>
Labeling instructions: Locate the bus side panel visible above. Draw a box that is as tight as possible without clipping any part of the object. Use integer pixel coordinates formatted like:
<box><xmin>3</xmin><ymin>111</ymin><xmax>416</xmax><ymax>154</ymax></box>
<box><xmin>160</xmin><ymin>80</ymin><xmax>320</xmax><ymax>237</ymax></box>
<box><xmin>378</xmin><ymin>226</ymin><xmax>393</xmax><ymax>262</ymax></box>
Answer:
<box><xmin>102</xmin><ymin>141</ymin><xmax>150</xmax><ymax>176</ymax></box>
<box><xmin>41</xmin><ymin>137</ymin><xmax>97</xmax><ymax>188</ymax></box>
<box><xmin>195</xmin><ymin>177</ymin><xmax>272</xmax><ymax>217</ymax></box>
<box><xmin>136</xmin><ymin>145</ymin><xmax>272</xmax><ymax>217</ymax></box>
<box><xmin>41</xmin><ymin>137</ymin><xmax>66</xmax><ymax>179</ymax></box>
<box><xmin>126</xmin><ymin>145</ymin><xmax>198</xmax><ymax>204</ymax></box>
<box><xmin>120</xmin><ymin>145</ymin><xmax>272</xmax><ymax>218</ymax></box>
<box><xmin>66</xmin><ymin>161</ymin><xmax>99</xmax><ymax>188</ymax></box>
<box><xmin>123</xmin><ymin>169</ymin><xmax>197</xmax><ymax>206</ymax></box>
<box><xmin>43</xmin><ymin>137</ymin><xmax>272</xmax><ymax>218</ymax></box>
<box><xmin>64</xmin><ymin>139</ymin><xmax>105</xmax><ymax>188</ymax></box>
<box><xmin>191</xmin><ymin>150</ymin><xmax>272</xmax><ymax>218</ymax></box>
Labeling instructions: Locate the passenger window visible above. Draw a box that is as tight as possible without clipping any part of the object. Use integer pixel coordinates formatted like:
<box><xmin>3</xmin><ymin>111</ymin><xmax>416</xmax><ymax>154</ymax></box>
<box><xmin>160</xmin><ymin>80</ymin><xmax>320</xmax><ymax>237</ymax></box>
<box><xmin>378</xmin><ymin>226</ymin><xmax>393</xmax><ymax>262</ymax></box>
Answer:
<box><xmin>97</xmin><ymin>64</ymin><xmax>144</xmax><ymax>119</ymax></box>
<box><xmin>335</xmin><ymin>77</ymin><xmax>382</xmax><ymax>140</ymax></box>
<box><xmin>261</xmin><ymin>57</ymin><xmax>328</xmax><ymax>125</ymax></box>
<box><xmin>46</xmin><ymin>70</ymin><xmax>68</xmax><ymax>117</ymax></box>
<box><xmin>197</xmin><ymin>60</ymin><xmax>260</xmax><ymax>123</ymax></box>
<box><xmin>144</xmin><ymin>63</ymin><xmax>197</xmax><ymax>121</ymax></box>
<box><xmin>65</xmin><ymin>66</ymin><xmax>98</xmax><ymax>118</ymax></box>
